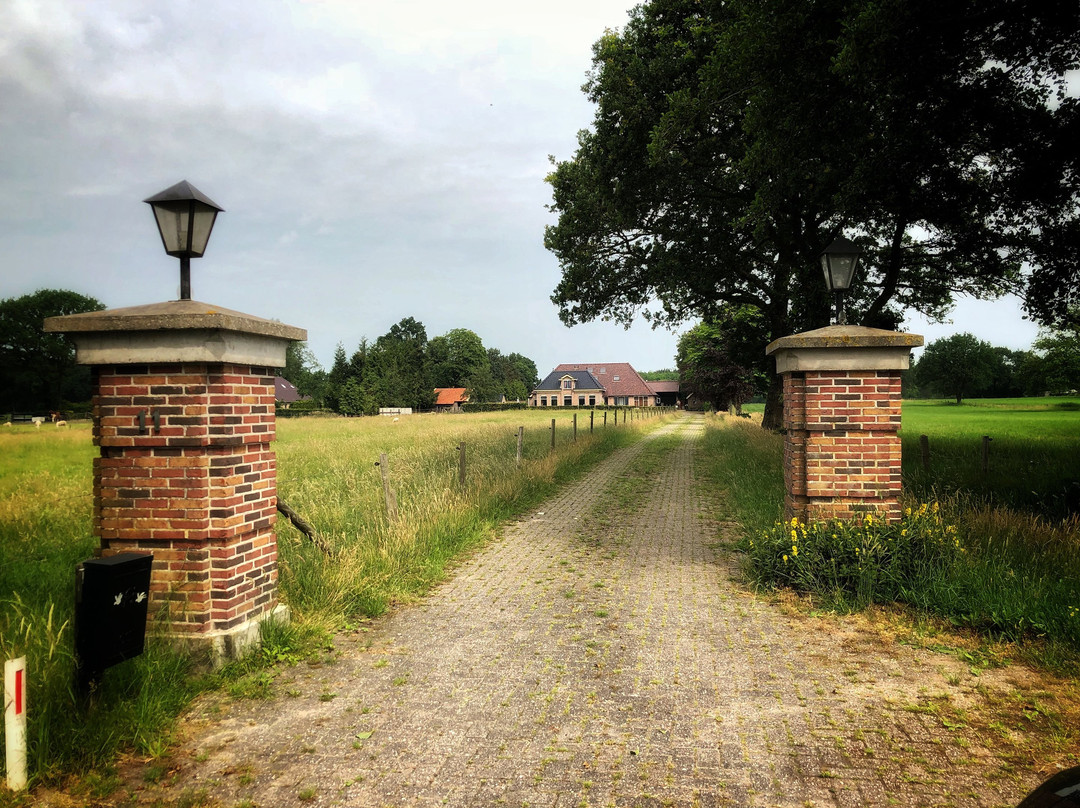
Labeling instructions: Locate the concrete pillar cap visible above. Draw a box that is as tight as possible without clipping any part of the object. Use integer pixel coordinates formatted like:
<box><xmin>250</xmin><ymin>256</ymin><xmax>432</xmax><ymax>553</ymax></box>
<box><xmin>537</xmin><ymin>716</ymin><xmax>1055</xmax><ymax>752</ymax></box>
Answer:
<box><xmin>766</xmin><ymin>325</ymin><xmax>923</xmax><ymax>374</ymax></box>
<box><xmin>44</xmin><ymin>299</ymin><xmax>306</xmax><ymax>368</ymax></box>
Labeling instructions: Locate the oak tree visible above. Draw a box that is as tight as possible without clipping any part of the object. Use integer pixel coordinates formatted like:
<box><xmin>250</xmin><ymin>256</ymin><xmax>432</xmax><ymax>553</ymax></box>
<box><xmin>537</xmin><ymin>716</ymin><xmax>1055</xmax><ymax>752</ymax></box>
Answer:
<box><xmin>545</xmin><ymin>0</ymin><xmax>1080</xmax><ymax>428</ymax></box>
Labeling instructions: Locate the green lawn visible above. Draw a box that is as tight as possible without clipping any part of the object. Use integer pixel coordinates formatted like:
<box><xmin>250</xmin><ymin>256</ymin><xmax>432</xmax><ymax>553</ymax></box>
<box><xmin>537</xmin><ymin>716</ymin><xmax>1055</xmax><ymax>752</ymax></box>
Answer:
<box><xmin>901</xmin><ymin>397</ymin><xmax>1080</xmax><ymax>519</ymax></box>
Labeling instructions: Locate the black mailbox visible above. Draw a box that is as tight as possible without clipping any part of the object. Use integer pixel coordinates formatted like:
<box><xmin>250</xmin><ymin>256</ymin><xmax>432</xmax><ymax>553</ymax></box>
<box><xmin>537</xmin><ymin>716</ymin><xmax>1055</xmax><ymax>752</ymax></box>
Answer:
<box><xmin>74</xmin><ymin>552</ymin><xmax>153</xmax><ymax>690</ymax></box>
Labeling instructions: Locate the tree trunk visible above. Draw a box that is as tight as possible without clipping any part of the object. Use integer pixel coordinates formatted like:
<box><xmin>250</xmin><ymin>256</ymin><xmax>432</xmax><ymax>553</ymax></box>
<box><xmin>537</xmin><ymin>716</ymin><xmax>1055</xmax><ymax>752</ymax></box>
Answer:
<box><xmin>762</xmin><ymin>372</ymin><xmax>783</xmax><ymax>430</ymax></box>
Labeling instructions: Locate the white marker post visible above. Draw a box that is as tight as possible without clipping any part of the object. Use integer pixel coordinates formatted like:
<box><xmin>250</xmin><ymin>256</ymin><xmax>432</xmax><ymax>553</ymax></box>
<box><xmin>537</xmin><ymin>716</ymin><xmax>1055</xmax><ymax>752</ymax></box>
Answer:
<box><xmin>4</xmin><ymin>656</ymin><xmax>28</xmax><ymax>791</ymax></box>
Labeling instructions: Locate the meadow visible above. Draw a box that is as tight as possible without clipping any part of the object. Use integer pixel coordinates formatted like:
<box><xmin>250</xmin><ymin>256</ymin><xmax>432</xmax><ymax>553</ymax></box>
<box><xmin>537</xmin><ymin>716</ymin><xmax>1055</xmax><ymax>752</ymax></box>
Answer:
<box><xmin>0</xmin><ymin>408</ymin><xmax>669</xmax><ymax>788</ymax></box>
<box><xmin>699</xmin><ymin>397</ymin><xmax>1080</xmax><ymax>671</ymax></box>
<box><xmin>901</xmin><ymin>397</ymin><xmax>1080</xmax><ymax>520</ymax></box>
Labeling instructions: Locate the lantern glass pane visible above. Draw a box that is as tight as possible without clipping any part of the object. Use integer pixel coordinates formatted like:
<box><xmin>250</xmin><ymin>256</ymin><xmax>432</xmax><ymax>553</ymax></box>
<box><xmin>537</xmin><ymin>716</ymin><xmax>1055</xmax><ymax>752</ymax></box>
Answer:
<box><xmin>820</xmin><ymin>254</ymin><xmax>833</xmax><ymax>289</ymax></box>
<box><xmin>828</xmin><ymin>254</ymin><xmax>857</xmax><ymax>290</ymax></box>
<box><xmin>187</xmin><ymin>206</ymin><xmax>218</xmax><ymax>257</ymax></box>
<box><xmin>151</xmin><ymin>203</ymin><xmax>189</xmax><ymax>256</ymax></box>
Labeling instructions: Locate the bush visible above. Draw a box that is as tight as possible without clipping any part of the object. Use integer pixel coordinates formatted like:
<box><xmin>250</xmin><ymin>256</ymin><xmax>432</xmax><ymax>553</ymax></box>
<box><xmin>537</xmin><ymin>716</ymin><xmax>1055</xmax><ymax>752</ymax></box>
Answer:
<box><xmin>747</xmin><ymin>505</ymin><xmax>963</xmax><ymax>610</ymax></box>
<box><xmin>459</xmin><ymin>401</ymin><xmax>529</xmax><ymax>413</ymax></box>
<box><xmin>744</xmin><ymin>504</ymin><xmax>1080</xmax><ymax>653</ymax></box>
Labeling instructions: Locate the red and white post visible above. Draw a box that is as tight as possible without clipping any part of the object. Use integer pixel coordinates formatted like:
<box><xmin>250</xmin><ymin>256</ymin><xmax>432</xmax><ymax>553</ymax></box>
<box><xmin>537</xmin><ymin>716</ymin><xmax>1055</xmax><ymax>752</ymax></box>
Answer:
<box><xmin>4</xmin><ymin>656</ymin><xmax>27</xmax><ymax>791</ymax></box>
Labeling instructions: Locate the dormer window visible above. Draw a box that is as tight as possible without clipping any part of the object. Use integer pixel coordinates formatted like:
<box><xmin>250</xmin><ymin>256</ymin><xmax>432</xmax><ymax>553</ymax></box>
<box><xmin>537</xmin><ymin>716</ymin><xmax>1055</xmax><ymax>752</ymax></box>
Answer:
<box><xmin>562</xmin><ymin>376</ymin><xmax>574</xmax><ymax>389</ymax></box>
<box><xmin>613</xmin><ymin>375</ymin><xmax>620</xmax><ymax>381</ymax></box>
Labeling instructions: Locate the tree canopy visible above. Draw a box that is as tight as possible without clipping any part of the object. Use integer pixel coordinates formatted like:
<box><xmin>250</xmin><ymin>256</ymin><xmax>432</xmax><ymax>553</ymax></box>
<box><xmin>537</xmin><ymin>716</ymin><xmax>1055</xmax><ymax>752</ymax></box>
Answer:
<box><xmin>0</xmin><ymin>289</ymin><xmax>106</xmax><ymax>413</ymax></box>
<box><xmin>303</xmin><ymin>321</ymin><xmax>540</xmax><ymax>414</ymax></box>
<box><xmin>545</xmin><ymin>0</ymin><xmax>1080</xmax><ymax>427</ymax></box>
<box><xmin>676</xmin><ymin>307</ymin><xmax>768</xmax><ymax>411</ymax></box>
<box><xmin>915</xmin><ymin>333</ymin><xmax>1000</xmax><ymax>404</ymax></box>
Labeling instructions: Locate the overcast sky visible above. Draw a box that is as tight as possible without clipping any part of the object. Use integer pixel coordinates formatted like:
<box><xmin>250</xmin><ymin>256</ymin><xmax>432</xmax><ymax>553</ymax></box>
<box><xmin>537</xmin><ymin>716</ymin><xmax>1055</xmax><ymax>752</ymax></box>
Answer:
<box><xmin>0</xmin><ymin>1</ymin><xmax>1042</xmax><ymax>376</ymax></box>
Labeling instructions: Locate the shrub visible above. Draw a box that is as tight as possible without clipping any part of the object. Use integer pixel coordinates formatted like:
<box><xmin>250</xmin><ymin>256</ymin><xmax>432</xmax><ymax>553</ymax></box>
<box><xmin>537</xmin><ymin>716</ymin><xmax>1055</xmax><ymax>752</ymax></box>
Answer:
<box><xmin>747</xmin><ymin>505</ymin><xmax>963</xmax><ymax>610</ymax></box>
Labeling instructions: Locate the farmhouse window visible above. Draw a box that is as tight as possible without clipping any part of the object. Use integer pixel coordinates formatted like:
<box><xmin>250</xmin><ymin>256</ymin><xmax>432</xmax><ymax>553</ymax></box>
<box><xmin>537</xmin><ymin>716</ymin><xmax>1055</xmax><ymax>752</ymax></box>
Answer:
<box><xmin>562</xmin><ymin>379</ymin><xmax>573</xmax><ymax>389</ymax></box>
<box><xmin>563</xmin><ymin>396</ymin><xmax>572</xmax><ymax>406</ymax></box>
<box><xmin>613</xmin><ymin>375</ymin><xmax>620</xmax><ymax>381</ymax></box>
<box><xmin>578</xmin><ymin>395</ymin><xmax>585</xmax><ymax>406</ymax></box>
<box><xmin>540</xmin><ymin>396</ymin><xmax>547</xmax><ymax>406</ymax></box>
<box><xmin>589</xmin><ymin>395</ymin><xmax>595</xmax><ymax>406</ymax></box>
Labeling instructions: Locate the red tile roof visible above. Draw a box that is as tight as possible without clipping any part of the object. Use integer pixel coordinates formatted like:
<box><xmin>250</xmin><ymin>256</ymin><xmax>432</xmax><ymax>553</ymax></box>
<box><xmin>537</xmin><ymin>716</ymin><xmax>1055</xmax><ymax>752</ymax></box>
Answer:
<box><xmin>434</xmin><ymin>388</ymin><xmax>468</xmax><ymax>406</ymax></box>
<box><xmin>554</xmin><ymin>363</ymin><xmax>653</xmax><ymax>398</ymax></box>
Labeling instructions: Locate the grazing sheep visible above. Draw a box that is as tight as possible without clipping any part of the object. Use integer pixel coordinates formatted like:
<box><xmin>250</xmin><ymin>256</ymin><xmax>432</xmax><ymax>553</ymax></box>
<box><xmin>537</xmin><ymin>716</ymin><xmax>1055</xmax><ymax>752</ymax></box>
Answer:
<box><xmin>55</xmin><ymin>420</ymin><xmax>68</xmax><ymax>428</ymax></box>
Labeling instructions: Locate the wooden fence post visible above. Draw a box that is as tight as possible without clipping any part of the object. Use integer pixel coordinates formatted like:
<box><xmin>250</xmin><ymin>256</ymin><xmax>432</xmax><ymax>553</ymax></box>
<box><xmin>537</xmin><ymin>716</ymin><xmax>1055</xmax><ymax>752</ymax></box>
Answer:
<box><xmin>573</xmin><ymin>413</ymin><xmax>577</xmax><ymax>442</ymax></box>
<box><xmin>376</xmin><ymin>452</ymin><xmax>398</xmax><ymax>522</ymax></box>
<box><xmin>590</xmin><ymin>409</ymin><xmax>594</xmax><ymax>433</ymax></box>
<box><xmin>550</xmin><ymin>419</ymin><xmax>556</xmax><ymax>450</ymax></box>
<box><xmin>919</xmin><ymin>434</ymin><xmax>930</xmax><ymax>471</ymax></box>
<box><xmin>603</xmin><ymin>411</ymin><xmax>607</xmax><ymax>428</ymax></box>
<box><xmin>457</xmin><ymin>441</ymin><xmax>466</xmax><ymax>487</ymax></box>
<box><xmin>982</xmin><ymin>435</ymin><xmax>992</xmax><ymax>474</ymax></box>
<box><xmin>516</xmin><ymin>426</ymin><xmax>524</xmax><ymax>467</ymax></box>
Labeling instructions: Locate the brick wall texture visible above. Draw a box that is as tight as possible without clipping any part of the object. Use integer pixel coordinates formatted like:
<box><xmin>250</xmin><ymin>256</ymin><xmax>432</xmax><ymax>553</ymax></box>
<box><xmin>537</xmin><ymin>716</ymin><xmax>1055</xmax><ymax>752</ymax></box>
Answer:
<box><xmin>91</xmin><ymin>362</ymin><xmax>279</xmax><ymax>636</ymax></box>
<box><xmin>782</xmin><ymin>369</ymin><xmax>903</xmax><ymax>524</ymax></box>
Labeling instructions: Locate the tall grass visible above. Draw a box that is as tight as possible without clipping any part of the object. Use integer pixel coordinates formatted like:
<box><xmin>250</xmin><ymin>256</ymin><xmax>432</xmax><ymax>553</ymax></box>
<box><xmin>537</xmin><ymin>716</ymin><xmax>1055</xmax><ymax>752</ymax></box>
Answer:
<box><xmin>0</xmin><ymin>425</ymin><xmax>205</xmax><ymax>783</ymax></box>
<box><xmin>274</xmin><ymin>410</ymin><xmax>661</xmax><ymax>628</ymax></box>
<box><xmin>0</xmin><ymin>411</ymin><xmax>668</xmax><ymax>787</ymax></box>
<box><xmin>698</xmin><ymin>414</ymin><xmax>1080</xmax><ymax>671</ymax></box>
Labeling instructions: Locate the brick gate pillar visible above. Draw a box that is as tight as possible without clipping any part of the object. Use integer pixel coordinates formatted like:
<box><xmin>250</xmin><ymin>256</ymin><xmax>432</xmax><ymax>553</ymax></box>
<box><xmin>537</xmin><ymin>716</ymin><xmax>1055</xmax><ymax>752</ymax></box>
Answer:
<box><xmin>45</xmin><ymin>300</ymin><xmax>305</xmax><ymax>663</ymax></box>
<box><xmin>765</xmin><ymin>326</ymin><xmax>922</xmax><ymax>524</ymax></box>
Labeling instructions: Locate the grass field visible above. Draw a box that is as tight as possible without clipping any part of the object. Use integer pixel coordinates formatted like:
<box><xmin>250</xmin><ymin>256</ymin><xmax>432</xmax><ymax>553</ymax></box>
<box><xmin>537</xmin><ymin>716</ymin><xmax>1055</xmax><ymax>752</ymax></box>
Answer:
<box><xmin>900</xmin><ymin>397</ymin><xmax>1080</xmax><ymax>519</ymax></box>
<box><xmin>0</xmin><ymin>408</ymin><xmax>668</xmax><ymax>788</ymax></box>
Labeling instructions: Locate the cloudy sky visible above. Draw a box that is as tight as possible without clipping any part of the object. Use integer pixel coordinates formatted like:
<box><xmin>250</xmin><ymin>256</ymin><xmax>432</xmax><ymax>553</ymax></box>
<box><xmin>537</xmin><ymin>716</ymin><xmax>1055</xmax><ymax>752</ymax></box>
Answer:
<box><xmin>0</xmin><ymin>1</ymin><xmax>1042</xmax><ymax>376</ymax></box>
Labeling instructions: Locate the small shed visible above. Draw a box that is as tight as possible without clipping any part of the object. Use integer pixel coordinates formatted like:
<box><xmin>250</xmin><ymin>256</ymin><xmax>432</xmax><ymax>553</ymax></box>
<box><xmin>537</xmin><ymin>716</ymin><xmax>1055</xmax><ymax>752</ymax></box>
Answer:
<box><xmin>646</xmin><ymin>380</ymin><xmax>681</xmax><ymax>407</ymax></box>
<box><xmin>434</xmin><ymin>387</ymin><xmax>469</xmax><ymax>412</ymax></box>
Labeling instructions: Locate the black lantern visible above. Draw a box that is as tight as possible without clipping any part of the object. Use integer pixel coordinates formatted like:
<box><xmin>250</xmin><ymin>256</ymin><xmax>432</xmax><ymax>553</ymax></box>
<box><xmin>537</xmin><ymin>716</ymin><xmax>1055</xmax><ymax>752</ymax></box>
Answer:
<box><xmin>144</xmin><ymin>181</ymin><xmax>224</xmax><ymax>301</ymax></box>
<box><xmin>819</xmin><ymin>236</ymin><xmax>862</xmax><ymax>325</ymax></box>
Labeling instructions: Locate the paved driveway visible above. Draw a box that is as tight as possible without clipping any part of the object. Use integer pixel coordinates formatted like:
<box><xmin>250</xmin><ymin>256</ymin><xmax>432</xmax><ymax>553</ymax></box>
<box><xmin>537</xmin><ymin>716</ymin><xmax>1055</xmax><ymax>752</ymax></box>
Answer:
<box><xmin>129</xmin><ymin>415</ymin><xmax>1038</xmax><ymax>807</ymax></box>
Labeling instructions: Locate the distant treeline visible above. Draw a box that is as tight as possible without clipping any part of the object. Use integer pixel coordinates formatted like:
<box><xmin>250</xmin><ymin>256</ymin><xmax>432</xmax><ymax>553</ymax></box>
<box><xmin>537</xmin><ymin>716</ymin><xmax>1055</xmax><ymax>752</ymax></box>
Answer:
<box><xmin>905</xmin><ymin>330</ymin><xmax>1080</xmax><ymax>403</ymax></box>
<box><xmin>285</xmin><ymin>317</ymin><xmax>539</xmax><ymax>415</ymax></box>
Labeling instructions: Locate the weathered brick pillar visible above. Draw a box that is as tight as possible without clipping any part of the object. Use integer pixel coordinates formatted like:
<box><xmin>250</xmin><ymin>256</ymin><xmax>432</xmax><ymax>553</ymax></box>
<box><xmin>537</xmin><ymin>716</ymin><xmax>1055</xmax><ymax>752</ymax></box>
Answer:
<box><xmin>45</xmin><ymin>301</ymin><xmax>305</xmax><ymax>663</ymax></box>
<box><xmin>766</xmin><ymin>326</ymin><xmax>922</xmax><ymax>524</ymax></box>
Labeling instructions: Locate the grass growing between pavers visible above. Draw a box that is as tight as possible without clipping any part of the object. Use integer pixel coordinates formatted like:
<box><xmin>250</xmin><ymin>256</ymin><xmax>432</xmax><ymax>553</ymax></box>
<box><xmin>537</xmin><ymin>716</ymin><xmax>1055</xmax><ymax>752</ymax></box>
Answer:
<box><xmin>0</xmin><ymin>410</ymin><xmax>672</xmax><ymax>800</ymax></box>
<box><xmin>696</xmin><ymin>413</ymin><xmax>1080</xmax><ymax>776</ymax></box>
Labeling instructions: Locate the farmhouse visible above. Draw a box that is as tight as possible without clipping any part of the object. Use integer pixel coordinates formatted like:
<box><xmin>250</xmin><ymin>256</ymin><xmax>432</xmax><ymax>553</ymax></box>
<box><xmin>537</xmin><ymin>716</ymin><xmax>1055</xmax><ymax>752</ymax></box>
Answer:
<box><xmin>529</xmin><ymin>369</ymin><xmax>605</xmax><ymax>408</ymax></box>
<box><xmin>529</xmin><ymin>363</ymin><xmax>663</xmax><ymax>407</ymax></box>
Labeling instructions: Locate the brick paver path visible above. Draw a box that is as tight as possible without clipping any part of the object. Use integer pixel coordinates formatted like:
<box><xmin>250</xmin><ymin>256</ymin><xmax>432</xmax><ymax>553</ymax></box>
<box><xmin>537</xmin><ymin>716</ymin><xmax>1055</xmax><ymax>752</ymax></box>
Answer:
<box><xmin>133</xmin><ymin>415</ymin><xmax>1036</xmax><ymax>807</ymax></box>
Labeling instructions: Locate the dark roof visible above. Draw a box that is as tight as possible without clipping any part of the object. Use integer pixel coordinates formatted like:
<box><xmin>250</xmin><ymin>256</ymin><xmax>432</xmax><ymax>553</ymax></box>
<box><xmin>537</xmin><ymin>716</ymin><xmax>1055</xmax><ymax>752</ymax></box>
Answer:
<box><xmin>554</xmin><ymin>363</ymin><xmax>653</xmax><ymax>397</ymax></box>
<box><xmin>533</xmin><ymin>369</ymin><xmax>603</xmax><ymax>392</ymax></box>
<box><xmin>647</xmin><ymin>380</ymin><xmax>680</xmax><ymax>394</ymax></box>
<box><xmin>275</xmin><ymin>376</ymin><xmax>304</xmax><ymax>402</ymax></box>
